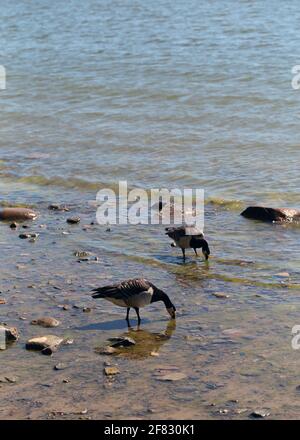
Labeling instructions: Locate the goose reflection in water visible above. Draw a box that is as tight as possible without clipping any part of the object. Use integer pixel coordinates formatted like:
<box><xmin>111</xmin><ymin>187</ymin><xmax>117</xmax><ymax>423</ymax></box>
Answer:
<box><xmin>98</xmin><ymin>320</ymin><xmax>176</xmax><ymax>360</ymax></box>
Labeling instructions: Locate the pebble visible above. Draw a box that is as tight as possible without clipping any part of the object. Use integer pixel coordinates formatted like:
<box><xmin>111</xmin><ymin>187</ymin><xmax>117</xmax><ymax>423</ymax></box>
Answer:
<box><xmin>48</xmin><ymin>204</ymin><xmax>69</xmax><ymax>211</ymax></box>
<box><xmin>212</xmin><ymin>292</ymin><xmax>230</xmax><ymax>299</ymax></box>
<box><xmin>275</xmin><ymin>272</ymin><xmax>290</xmax><ymax>278</ymax></box>
<box><xmin>10</xmin><ymin>222</ymin><xmax>18</xmax><ymax>229</ymax></box>
<box><xmin>0</xmin><ymin>298</ymin><xmax>6</xmax><ymax>305</ymax></box>
<box><xmin>96</xmin><ymin>346</ymin><xmax>117</xmax><ymax>355</ymax></box>
<box><xmin>31</xmin><ymin>317</ymin><xmax>60</xmax><ymax>328</ymax></box>
<box><xmin>54</xmin><ymin>363</ymin><xmax>68</xmax><ymax>371</ymax></box>
<box><xmin>156</xmin><ymin>372</ymin><xmax>187</xmax><ymax>382</ymax></box>
<box><xmin>0</xmin><ymin>376</ymin><xmax>18</xmax><ymax>384</ymax></box>
<box><xmin>67</xmin><ymin>217</ymin><xmax>80</xmax><ymax>224</ymax></box>
<box><xmin>104</xmin><ymin>366</ymin><xmax>120</xmax><ymax>376</ymax></box>
<box><xmin>250</xmin><ymin>410</ymin><xmax>270</xmax><ymax>418</ymax></box>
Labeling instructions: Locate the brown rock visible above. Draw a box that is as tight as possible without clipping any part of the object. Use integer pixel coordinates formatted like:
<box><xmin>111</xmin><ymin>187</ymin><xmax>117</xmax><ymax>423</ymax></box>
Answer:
<box><xmin>0</xmin><ymin>207</ymin><xmax>37</xmax><ymax>221</ymax></box>
<box><xmin>104</xmin><ymin>366</ymin><xmax>120</xmax><ymax>376</ymax></box>
<box><xmin>0</xmin><ymin>298</ymin><xmax>6</xmax><ymax>305</ymax></box>
<box><xmin>241</xmin><ymin>206</ymin><xmax>300</xmax><ymax>223</ymax></box>
<box><xmin>30</xmin><ymin>317</ymin><xmax>60</xmax><ymax>328</ymax></box>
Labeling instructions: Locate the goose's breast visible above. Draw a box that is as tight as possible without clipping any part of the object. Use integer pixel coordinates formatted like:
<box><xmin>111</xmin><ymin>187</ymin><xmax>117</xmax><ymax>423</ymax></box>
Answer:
<box><xmin>176</xmin><ymin>236</ymin><xmax>192</xmax><ymax>249</ymax></box>
<box><xmin>105</xmin><ymin>297</ymin><xmax>128</xmax><ymax>308</ymax></box>
<box><xmin>126</xmin><ymin>291</ymin><xmax>153</xmax><ymax>308</ymax></box>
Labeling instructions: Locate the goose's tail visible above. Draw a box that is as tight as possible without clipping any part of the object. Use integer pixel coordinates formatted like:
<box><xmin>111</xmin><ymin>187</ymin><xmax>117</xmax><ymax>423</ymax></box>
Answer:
<box><xmin>91</xmin><ymin>285</ymin><xmax>117</xmax><ymax>299</ymax></box>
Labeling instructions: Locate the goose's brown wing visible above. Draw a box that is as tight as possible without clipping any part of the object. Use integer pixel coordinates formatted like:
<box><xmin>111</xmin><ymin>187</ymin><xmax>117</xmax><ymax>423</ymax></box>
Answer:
<box><xmin>91</xmin><ymin>278</ymin><xmax>153</xmax><ymax>299</ymax></box>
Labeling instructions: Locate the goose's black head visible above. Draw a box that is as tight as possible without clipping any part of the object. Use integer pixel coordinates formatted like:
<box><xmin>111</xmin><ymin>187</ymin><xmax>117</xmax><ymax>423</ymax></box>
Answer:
<box><xmin>201</xmin><ymin>239</ymin><xmax>210</xmax><ymax>260</ymax></box>
<box><xmin>151</xmin><ymin>287</ymin><xmax>176</xmax><ymax>319</ymax></box>
<box><xmin>190</xmin><ymin>237</ymin><xmax>210</xmax><ymax>260</ymax></box>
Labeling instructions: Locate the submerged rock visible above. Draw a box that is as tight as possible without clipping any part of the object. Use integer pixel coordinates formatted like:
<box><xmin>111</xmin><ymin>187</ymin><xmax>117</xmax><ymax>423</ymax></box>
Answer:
<box><xmin>30</xmin><ymin>317</ymin><xmax>60</xmax><ymax>328</ymax></box>
<box><xmin>96</xmin><ymin>346</ymin><xmax>117</xmax><ymax>355</ymax></box>
<box><xmin>156</xmin><ymin>372</ymin><xmax>187</xmax><ymax>382</ymax></box>
<box><xmin>241</xmin><ymin>206</ymin><xmax>300</xmax><ymax>223</ymax></box>
<box><xmin>212</xmin><ymin>292</ymin><xmax>230</xmax><ymax>299</ymax></box>
<box><xmin>0</xmin><ymin>207</ymin><xmax>37</xmax><ymax>221</ymax></box>
<box><xmin>48</xmin><ymin>204</ymin><xmax>69</xmax><ymax>212</ymax></box>
<box><xmin>108</xmin><ymin>336</ymin><xmax>136</xmax><ymax>348</ymax></box>
<box><xmin>54</xmin><ymin>363</ymin><xmax>68</xmax><ymax>371</ymax></box>
<box><xmin>26</xmin><ymin>335</ymin><xmax>64</xmax><ymax>355</ymax></box>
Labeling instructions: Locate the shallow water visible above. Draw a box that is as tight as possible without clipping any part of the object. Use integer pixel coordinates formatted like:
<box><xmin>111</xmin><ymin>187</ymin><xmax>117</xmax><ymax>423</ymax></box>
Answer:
<box><xmin>1</xmin><ymin>0</ymin><xmax>300</xmax><ymax>420</ymax></box>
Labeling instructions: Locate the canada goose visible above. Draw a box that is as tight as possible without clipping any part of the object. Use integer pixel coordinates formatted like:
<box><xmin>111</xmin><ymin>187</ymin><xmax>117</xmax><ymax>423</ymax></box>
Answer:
<box><xmin>165</xmin><ymin>225</ymin><xmax>210</xmax><ymax>261</ymax></box>
<box><xmin>91</xmin><ymin>278</ymin><xmax>176</xmax><ymax>325</ymax></box>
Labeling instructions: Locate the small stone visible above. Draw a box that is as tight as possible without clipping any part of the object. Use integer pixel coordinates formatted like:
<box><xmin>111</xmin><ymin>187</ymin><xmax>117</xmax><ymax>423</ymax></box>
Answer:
<box><xmin>10</xmin><ymin>222</ymin><xmax>18</xmax><ymax>229</ymax></box>
<box><xmin>275</xmin><ymin>272</ymin><xmax>290</xmax><ymax>278</ymax></box>
<box><xmin>104</xmin><ymin>366</ymin><xmax>120</xmax><ymax>376</ymax></box>
<box><xmin>31</xmin><ymin>317</ymin><xmax>60</xmax><ymax>328</ymax></box>
<box><xmin>74</xmin><ymin>251</ymin><xmax>91</xmax><ymax>258</ymax></box>
<box><xmin>19</xmin><ymin>233</ymin><xmax>31</xmax><ymax>239</ymax></box>
<box><xmin>109</xmin><ymin>336</ymin><xmax>136</xmax><ymax>348</ymax></box>
<box><xmin>156</xmin><ymin>372</ymin><xmax>187</xmax><ymax>382</ymax></box>
<box><xmin>5</xmin><ymin>376</ymin><xmax>18</xmax><ymax>383</ymax></box>
<box><xmin>96</xmin><ymin>346</ymin><xmax>117</xmax><ymax>355</ymax></box>
<box><xmin>250</xmin><ymin>410</ymin><xmax>270</xmax><ymax>418</ymax></box>
<box><xmin>67</xmin><ymin>217</ymin><xmax>80</xmax><ymax>224</ymax></box>
<box><xmin>62</xmin><ymin>378</ymin><xmax>70</xmax><ymax>383</ymax></box>
<box><xmin>150</xmin><ymin>351</ymin><xmax>159</xmax><ymax>357</ymax></box>
<box><xmin>83</xmin><ymin>307</ymin><xmax>91</xmax><ymax>313</ymax></box>
<box><xmin>0</xmin><ymin>376</ymin><xmax>18</xmax><ymax>384</ymax></box>
<box><xmin>0</xmin><ymin>298</ymin><xmax>6</xmax><ymax>305</ymax></box>
<box><xmin>48</xmin><ymin>204</ymin><xmax>69</xmax><ymax>212</ymax></box>
<box><xmin>219</xmin><ymin>409</ymin><xmax>228</xmax><ymax>414</ymax></box>
<box><xmin>212</xmin><ymin>293</ymin><xmax>230</xmax><ymax>299</ymax></box>
<box><xmin>54</xmin><ymin>363</ymin><xmax>68</xmax><ymax>371</ymax></box>
<box><xmin>63</xmin><ymin>338</ymin><xmax>74</xmax><ymax>345</ymax></box>
<box><xmin>235</xmin><ymin>408</ymin><xmax>248</xmax><ymax>415</ymax></box>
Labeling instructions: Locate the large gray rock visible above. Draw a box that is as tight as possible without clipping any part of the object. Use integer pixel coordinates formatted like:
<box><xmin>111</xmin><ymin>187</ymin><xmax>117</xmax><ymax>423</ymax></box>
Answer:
<box><xmin>0</xmin><ymin>325</ymin><xmax>19</xmax><ymax>350</ymax></box>
<box><xmin>26</xmin><ymin>335</ymin><xmax>64</xmax><ymax>355</ymax></box>
<box><xmin>241</xmin><ymin>206</ymin><xmax>300</xmax><ymax>223</ymax></box>
<box><xmin>0</xmin><ymin>207</ymin><xmax>37</xmax><ymax>221</ymax></box>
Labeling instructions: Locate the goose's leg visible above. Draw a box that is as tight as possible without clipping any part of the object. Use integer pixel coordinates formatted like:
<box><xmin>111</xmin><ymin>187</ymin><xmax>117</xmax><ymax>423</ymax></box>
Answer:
<box><xmin>181</xmin><ymin>248</ymin><xmax>186</xmax><ymax>261</ymax></box>
<box><xmin>134</xmin><ymin>307</ymin><xmax>141</xmax><ymax>325</ymax></box>
<box><xmin>126</xmin><ymin>307</ymin><xmax>131</xmax><ymax>326</ymax></box>
<box><xmin>193</xmin><ymin>248</ymin><xmax>198</xmax><ymax>256</ymax></box>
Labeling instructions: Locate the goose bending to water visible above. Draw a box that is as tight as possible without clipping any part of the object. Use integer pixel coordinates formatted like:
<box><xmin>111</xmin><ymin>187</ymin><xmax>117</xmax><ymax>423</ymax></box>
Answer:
<box><xmin>91</xmin><ymin>278</ymin><xmax>176</xmax><ymax>325</ymax></box>
<box><xmin>165</xmin><ymin>225</ymin><xmax>210</xmax><ymax>261</ymax></box>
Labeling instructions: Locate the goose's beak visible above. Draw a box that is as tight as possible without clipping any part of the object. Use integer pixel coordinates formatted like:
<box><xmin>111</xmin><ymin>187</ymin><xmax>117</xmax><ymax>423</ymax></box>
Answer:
<box><xmin>202</xmin><ymin>240</ymin><xmax>210</xmax><ymax>260</ymax></box>
<box><xmin>202</xmin><ymin>249</ymin><xmax>210</xmax><ymax>260</ymax></box>
<box><xmin>167</xmin><ymin>307</ymin><xmax>176</xmax><ymax>319</ymax></box>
